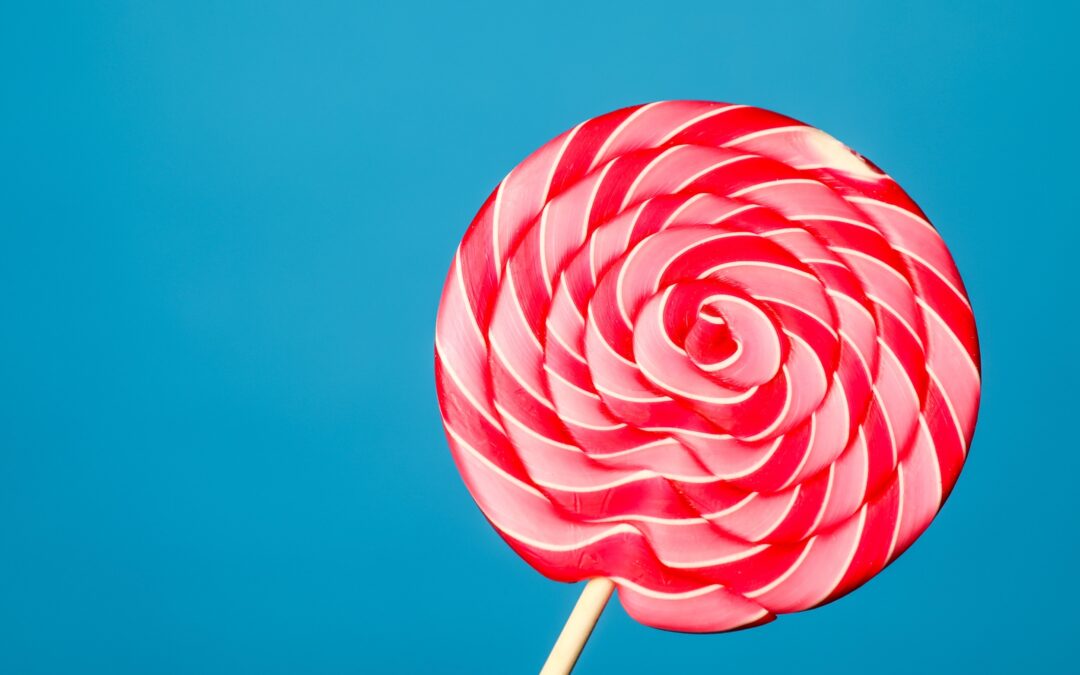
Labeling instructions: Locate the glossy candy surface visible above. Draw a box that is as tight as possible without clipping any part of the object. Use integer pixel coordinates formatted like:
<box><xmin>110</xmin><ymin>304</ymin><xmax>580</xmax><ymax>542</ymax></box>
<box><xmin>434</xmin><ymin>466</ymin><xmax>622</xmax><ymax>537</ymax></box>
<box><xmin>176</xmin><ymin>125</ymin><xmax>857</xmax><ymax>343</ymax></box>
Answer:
<box><xmin>435</xmin><ymin>101</ymin><xmax>980</xmax><ymax>632</ymax></box>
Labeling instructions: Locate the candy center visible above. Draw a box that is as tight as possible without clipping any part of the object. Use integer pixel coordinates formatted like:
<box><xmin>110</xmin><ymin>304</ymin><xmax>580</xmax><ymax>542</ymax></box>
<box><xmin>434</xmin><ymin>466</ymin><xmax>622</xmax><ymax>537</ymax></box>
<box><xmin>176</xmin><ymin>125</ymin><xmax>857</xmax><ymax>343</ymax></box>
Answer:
<box><xmin>684</xmin><ymin>294</ymin><xmax>782</xmax><ymax>390</ymax></box>
<box><xmin>685</xmin><ymin>303</ymin><xmax>739</xmax><ymax>371</ymax></box>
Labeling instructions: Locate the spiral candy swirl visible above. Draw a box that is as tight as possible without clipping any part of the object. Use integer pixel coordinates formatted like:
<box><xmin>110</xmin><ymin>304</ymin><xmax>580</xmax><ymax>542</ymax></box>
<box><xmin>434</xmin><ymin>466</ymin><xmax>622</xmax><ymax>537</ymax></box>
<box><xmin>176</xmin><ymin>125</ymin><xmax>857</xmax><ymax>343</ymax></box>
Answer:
<box><xmin>435</xmin><ymin>101</ymin><xmax>980</xmax><ymax>632</ymax></box>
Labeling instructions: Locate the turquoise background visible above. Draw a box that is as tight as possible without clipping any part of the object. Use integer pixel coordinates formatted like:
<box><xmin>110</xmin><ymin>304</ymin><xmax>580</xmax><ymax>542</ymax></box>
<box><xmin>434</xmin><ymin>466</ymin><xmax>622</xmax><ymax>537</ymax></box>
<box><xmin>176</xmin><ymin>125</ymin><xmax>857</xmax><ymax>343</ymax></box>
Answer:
<box><xmin>3</xmin><ymin>1</ymin><xmax>1076</xmax><ymax>673</ymax></box>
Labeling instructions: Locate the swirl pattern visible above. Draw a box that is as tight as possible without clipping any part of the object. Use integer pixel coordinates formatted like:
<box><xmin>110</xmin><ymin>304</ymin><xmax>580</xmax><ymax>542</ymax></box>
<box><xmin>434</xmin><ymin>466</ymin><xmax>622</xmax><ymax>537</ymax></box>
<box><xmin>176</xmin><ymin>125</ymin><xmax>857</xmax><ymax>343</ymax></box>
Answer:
<box><xmin>435</xmin><ymin>101</ymin><xmax>980</xmax><ymax>632</ymax></box>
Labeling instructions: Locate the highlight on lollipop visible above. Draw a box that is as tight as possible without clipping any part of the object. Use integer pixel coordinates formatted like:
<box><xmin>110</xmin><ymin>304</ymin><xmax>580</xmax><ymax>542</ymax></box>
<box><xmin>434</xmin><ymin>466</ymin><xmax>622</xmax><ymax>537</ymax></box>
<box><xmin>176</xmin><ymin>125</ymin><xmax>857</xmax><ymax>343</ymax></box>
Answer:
<box><xmin>433</xmin><ymin>100</ymin><xmax>980</xmax><ymax>673</ymax></box>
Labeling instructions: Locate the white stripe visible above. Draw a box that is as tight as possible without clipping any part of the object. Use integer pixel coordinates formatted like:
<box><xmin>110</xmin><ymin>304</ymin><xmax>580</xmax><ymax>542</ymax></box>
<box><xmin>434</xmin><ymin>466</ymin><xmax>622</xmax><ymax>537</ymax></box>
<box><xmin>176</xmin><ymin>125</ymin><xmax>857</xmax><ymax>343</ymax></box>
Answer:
<box><xmin>588</xmin><ymin>231</ymin><xmax>599</xmax><ymax>285</ymax></box>
<box><xmin>701</xmin><ymin>260</ymin><xmax>819</xmax><ymax>284</ymax></box>
<box><xmin>761</xmin><ymin>227</ymin><xmax>807</xmax><ymax>238</ymax></box>
<box><xmin>696</xmin><ymin>338</ymin><xmax>742</xmax><ymax>372</ymax></box>
<box><xmin>587</xmin><ymin>513</ymin><xmax>706</xmax><ymax>526</ymax></box>
<box><xmin>502</xmin><ymin>521</ymin><xmax>642</xmax><ymax>553</ymax></box>
<box><xmin>919</xmin><ymin>414</ymin><xmax>945</xmax><ymax>500</ymax></box>
<box><xmin>745</xmin><ymin>538</ymin><xmax>816</xmax><ymax>598</ymax></box>
<box><xmin>656</xmin><ymin>192</ymin><xmax>710</xmax><ymax>231</ymax></box>
<box><xmin>800</xmin><ymin>257</ymin><xmax>846</xmax><ymax>268</ymax></box>
<box><xmin>538</xmin><ymin>121</ymin><xmax>583</xmax><ymax>299</ymax></box>
<box><xmin>547</xmin><ymin>324</ymin><xmax>587</xmax><ymax>364</ymax></box>
<box><xmin>833</xmin><ymin>378</ymin><xmax>852</xmax><ymax>448</ymax></box>
<box><xmin>435</xmin><ymin>337</ymin><xmax>503</xmax><ymax>431</ymax></box>
<box><xmin>873</xmin><ymin>386</ymin><xmax>899</xmax><ymax>466</ymax></box>
<box><xmin>915</xmin><ymin>296</ymin><xmax>981</xmax><ymax>382</ymax></box>
<box><xmin>622</xmin><ymin>199</ymin><xmax>652</xmax><ymax>252</ymax></box>
<box><xmin>854</xmin><ymin>427</ymin><xmax>870</xmax><ymax>505</ymax></box>
<box><xmin>777</xmin><ymin>413</ymin><xmax>816</xmax><ymax>492</ymax></box>
<box><xmin>645</xmin><ymin>426</ymin><xmax>732</xmax><ymax>440</ymax></box>
<box><xmin>616</xmin><ymin>238</ymin><xmax>646</xmax><ymax>328</ymax></box>
<box><xmin>894</xmin><ymin>245</ymin><xmax>973</xmax><ymax>311</ymax></box>
<box><xmin>830</xmin><ymin>246</ymin><xmax>914</xmax><ymax>289</ymax></box>
<box><xmin>445</xmin><ymin>423</ymin><xmax>543</xmax><ymax>498</ymax></box>
<box><xmin>594</xmin><ymin>382</ymin><xmax>672</xmax><ymax>404</ymax></box>
<box><xmin>786</xmin><ymin>329</ymin><xmax>830</xmax><ymax>394</ymax></box>
<box><xmin>489</xmin><ymin>336</ymin><xmax>556</xmax><ymax>411</ymax></box>
<box><xmin>926</xmin><ymin>366</ymin><xmax>968</xmax><ymax>454</ymax></box>
<box><xmin>618</xmin><ymin>144</ymin><xmax>686</xmax><ymax>211</ymax></box>
<box><xmin>663</xmin><ymin>544</ymin><xmax>772</xmax><ymax>569</ymax></box>
<box><xmin>822</xmin><ymin>504</ymin><xmax>868</xmax><ymax>598</ymax></box>
<box><xmin>721</xmin><ymin>125</ymin><xmax>808</xmax><ymax>148</ymax></box>
<box><xmin>828</xmin><ymin>289</ymin><xmax>878</xmax><ymax>325</ymax></box>
<box><xmin>535</xmin><ymin>467</ymin><xmax>732</xmax><ymax>493</ymax></box>
<box><xmin>454</xmin><ymin>251</ymin><xmax>487</xmax><ymax>344</ymax></box>
<box><xmin>494</xmin><ymin>401</ymin><xmax>582</xmax><ymax>453</ymax></box>
<box><xmin>657</xmin><ymin>103</ymin><xmax>747</xmax><ymax>144</ymax></box>
<box><xmin>751</xmin><ymin>485</ymin><xmax>801</xmax><ymax>541</ymax></box>
<box><xmin>491</xmin><ymin>176</ymin><xmax>508</xmax><ymax>279</ymax></box>
<box><xmin>705</xmin><ymin>492</ymin><xmax>758</xmax><ymax>519</ymax></box>
<box><xmin>839</xmin><ymin>329</ymin><xmax>874</xmax><ymax>384</ymax></box>
<box><xmin>792</xmin><ymin>163</ymin><xmax>884</xmax><ymax>177</ymax></box>
<box><xmin>867</xmin><ymin>292</ymin><xmax>925</xmax><ymax>348</ymax></box>
<box><xmin>878</xmin><ymin>337</ymin><xmax>923</xmax><ymax>412</ymax></box>
<box><xmin>560</xmin><ymin>415</ymin><xmax>627</xmax><ymax>432</ymax></box>
<box><xmin>544</xmin><ymin>362</ymin><xmax>601</xmax><ymax>401</ymax></box>
<box><xmin>539</xmin><ymin>206</ymin><xmax>554</xmax><ymax>297</ymax></box>
<box><xmin>845</xmin><ymin>196</ymin><xmax>938</xmax><ymax>234</ymax></box>
<box><xmin>742</xmin><ymin>366</ymin><xmax>792</xmax><ymax>442</ymax></box>
<box><xmin>534</xmin><ymin>469</ymin><xmax>659</xmax><ymax>493</ymax></box>
<box><xmin>587</xmin><ymin>437</ymin><xmax>682</xmax><ymax>460</ymax></box>
<box><xmin>583</xmin><ymin>162</ymin><xmax>615</xmax><ymax>245</ymax></box>
<box><xmin>657</xmin><ymin>286</ymin><xmax>689</xmax><ymax>357</ymax></box>
<box><xmin>708</xmin><ymin>203</ymin><xmax>761</xmax><ymax>225</ymax></box>
<box><xmin>588</xmin><ymin>308</ymin><xmax>641</xmax><ymax>369</ymax></box>
<box><xmin>808</xmin><ymin>464</ymin><xmax>835</xmax><ymax>535</ymax></box>
<box><xmin>542</xmin><ymin>123</ymin><xmax>582</xmax><ymax>202</ymax></box>
<box><xmin>636</xmin><ymin>359</ymin><xmax>758</xmax><ymax>405</ymax></box>
<box><xmin>608</xmin><ymin>577</ymin><xmax>729</xmax><ymax>601</ymax></box>
<box><xmin>558</xmin><ymin>279</ymin><xmax>586</xmax><ymax>326</ymax></box>
<box><xmin>587</xmin><ymin>102</ymin><xmax>663</xmax><ymax>171</ymax></box>
<box><xmin>711</xmin><ymin>436</ymin><xmax>785</xmax><ymax>481</ymax></box>
<box><xmin>755</xmin><ymin>295</ymin><xmax>838</xmax><ymax>339</ymax></box>
<box><xmin>887</xmin><ymin>464</ymin><xmax>905</xmax><ymax>561</ymax></box>
<box><xmin>505</xmin><ymin>265</ymin><xmax>544</xmax><ymax>353</ymax></box>
<box><xmin>787</xmin><ymin>213</ymin><xmax>882</xmax><ymax>235</ymax></box>
<box><xmin>728</xmin><ymin>178</ymin><xmax>822</xmax><ymax>198</ymax></box>
<box><xmin>673</xmin><ymin>154</ymin><xmax>755</xmax><ymax>192</ymax></box>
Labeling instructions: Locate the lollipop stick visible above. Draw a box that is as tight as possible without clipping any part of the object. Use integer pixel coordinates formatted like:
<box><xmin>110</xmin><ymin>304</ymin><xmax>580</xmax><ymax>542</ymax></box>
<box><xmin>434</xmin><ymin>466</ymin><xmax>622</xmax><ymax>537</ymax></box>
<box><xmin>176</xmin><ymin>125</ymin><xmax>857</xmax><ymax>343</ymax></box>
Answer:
<box><xmin>540</xmin><ymin>577</ymin><xmax>615</xmax><ymax>675</ymax></box>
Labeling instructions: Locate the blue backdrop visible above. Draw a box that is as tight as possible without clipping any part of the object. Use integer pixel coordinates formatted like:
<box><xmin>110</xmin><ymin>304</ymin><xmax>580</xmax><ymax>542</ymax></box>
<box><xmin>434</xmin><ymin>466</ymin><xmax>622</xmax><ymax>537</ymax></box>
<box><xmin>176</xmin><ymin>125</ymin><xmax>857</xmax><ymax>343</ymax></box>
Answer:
<box><xmin>3</xmin><ymin>2</ymin><xmax>1076</xmax><ymax>673</ymax></box>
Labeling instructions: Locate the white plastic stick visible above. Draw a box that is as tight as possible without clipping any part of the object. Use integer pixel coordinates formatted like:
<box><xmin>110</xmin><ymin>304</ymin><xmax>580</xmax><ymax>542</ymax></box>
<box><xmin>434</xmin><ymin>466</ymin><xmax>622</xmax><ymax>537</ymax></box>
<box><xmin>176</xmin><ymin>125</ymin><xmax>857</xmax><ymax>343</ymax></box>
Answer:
<box><xmin>540</xmin><ymin>578</ymin><xmax>615</xmax><ymax>675</ymax></box>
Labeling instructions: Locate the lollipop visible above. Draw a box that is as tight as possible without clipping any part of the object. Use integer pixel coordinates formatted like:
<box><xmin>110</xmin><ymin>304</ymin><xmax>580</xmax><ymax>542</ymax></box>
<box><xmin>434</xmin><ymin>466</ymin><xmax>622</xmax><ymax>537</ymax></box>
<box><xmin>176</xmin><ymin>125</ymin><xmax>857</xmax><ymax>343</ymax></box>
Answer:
<box><xmin>434</xmin><ymin>101</ymin><xmax>980</xmax><ymax>668</ymax></box>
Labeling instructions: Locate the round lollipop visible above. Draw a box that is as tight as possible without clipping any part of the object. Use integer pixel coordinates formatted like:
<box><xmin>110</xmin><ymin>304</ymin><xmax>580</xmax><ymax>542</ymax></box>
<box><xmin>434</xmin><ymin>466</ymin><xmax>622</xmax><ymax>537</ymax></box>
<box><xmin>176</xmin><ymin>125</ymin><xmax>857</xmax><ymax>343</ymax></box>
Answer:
<box><xmin>434</xmin><ymin>101</ymin><xmax>980</xmax><ymax>671</ymax></box>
